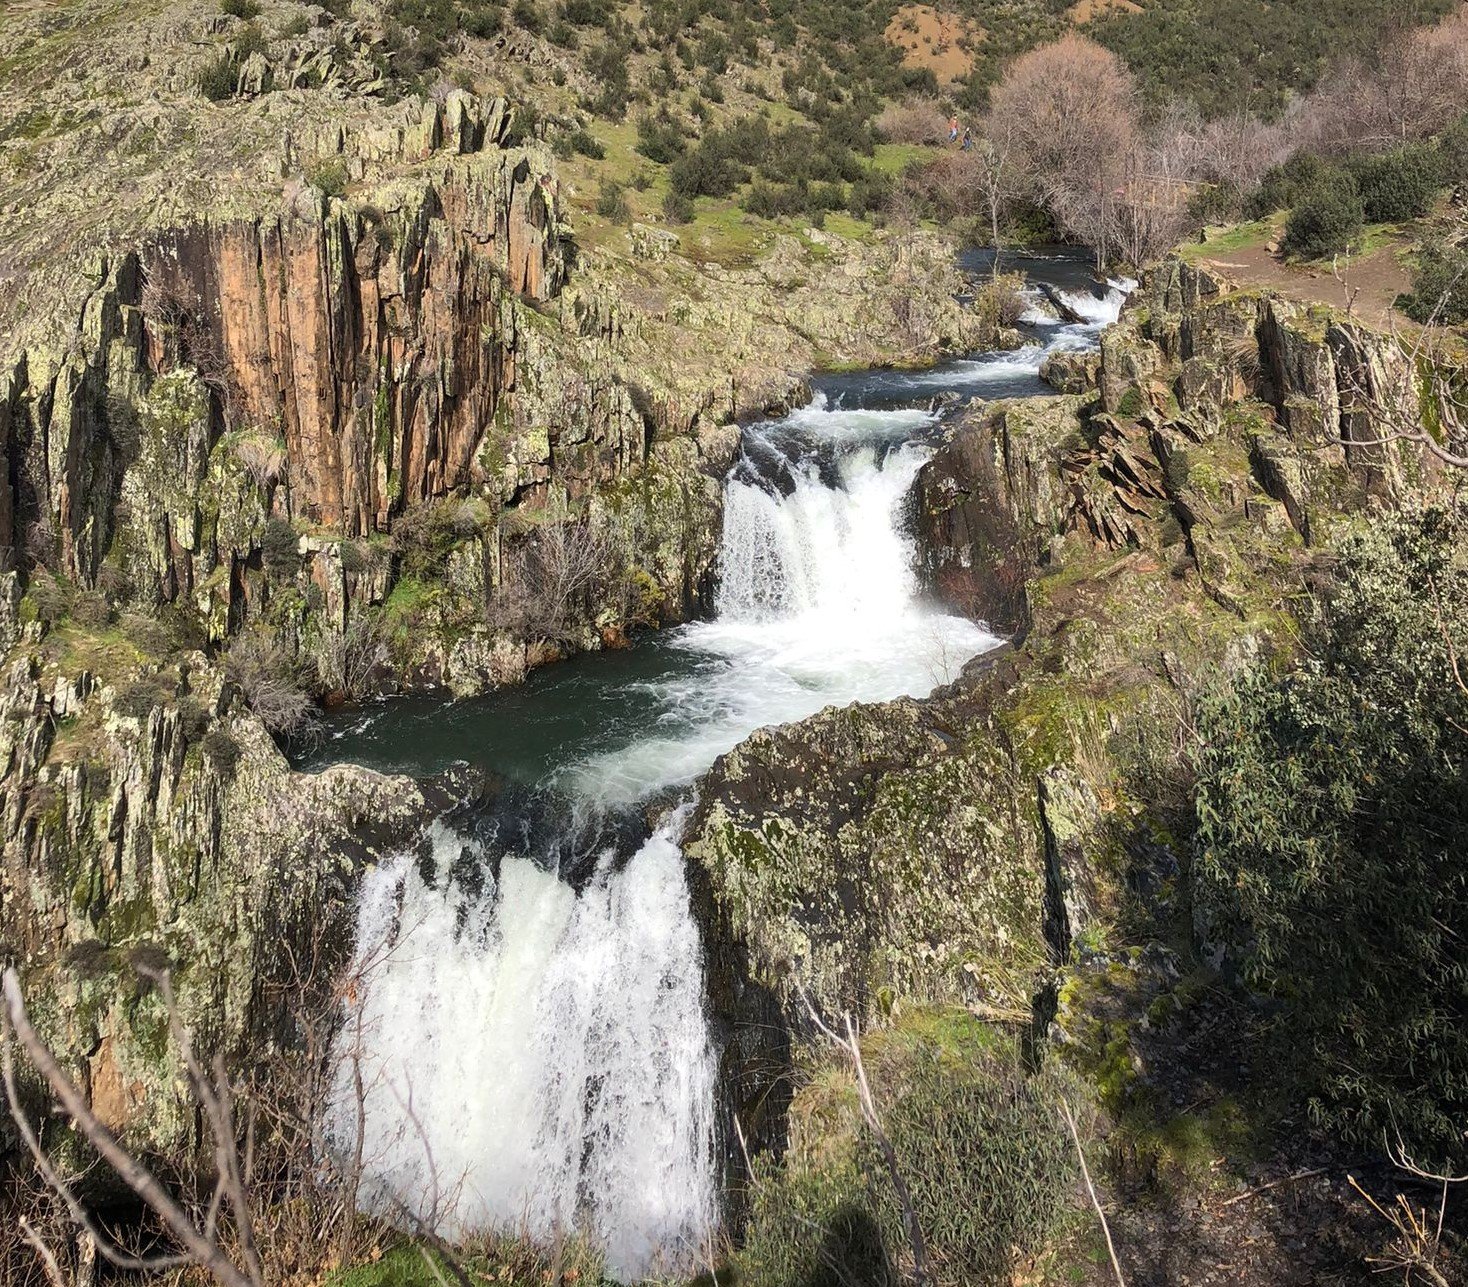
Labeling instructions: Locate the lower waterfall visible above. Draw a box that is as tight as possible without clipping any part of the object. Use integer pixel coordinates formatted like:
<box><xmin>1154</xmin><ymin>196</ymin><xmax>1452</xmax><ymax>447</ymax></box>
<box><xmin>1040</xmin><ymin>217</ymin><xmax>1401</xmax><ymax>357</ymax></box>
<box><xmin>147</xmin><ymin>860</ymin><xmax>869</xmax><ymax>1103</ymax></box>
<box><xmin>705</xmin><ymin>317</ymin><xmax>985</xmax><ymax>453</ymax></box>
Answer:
<box><xmin>328</xmin><ymin>811</ymin><xmax>718</xmax><ymax>1281</ymax></box>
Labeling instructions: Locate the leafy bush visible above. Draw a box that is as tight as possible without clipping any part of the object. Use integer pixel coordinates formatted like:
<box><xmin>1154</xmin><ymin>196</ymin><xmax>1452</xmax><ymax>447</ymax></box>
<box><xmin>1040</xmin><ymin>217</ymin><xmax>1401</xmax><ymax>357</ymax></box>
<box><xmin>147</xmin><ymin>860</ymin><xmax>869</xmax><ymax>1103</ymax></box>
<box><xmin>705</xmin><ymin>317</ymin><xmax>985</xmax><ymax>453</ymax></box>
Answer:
<box><xmin>1248</xmin><ymin>151</ymin><xmax>1330</xmax><ymax>219</ymax></box>
<box><xmin>1193</xmin><ymin>504</ymin><xmax>1468</xmax><ymax>1158</ymax></box>
<box><xmin>595</xmin><ymin>178</ymin><xmax>631</xmax><ymax>223</ymax></box>
<box><xmin>1352</xmin><ymin>144</ymin><xmax>1442</xmax><ymax>222</ymax></box>
<box><xmin>221</xmin><ymin>0</ymin><xmax>260</xmax><ymax>17</ymax></box>
<box><xmin>1401</xmin><ymin>243</ymin><xmax>1468</xmax><ymax>325</ymax></box>
<box><xmin>260</xmin><ymin>516</ymin><xmax>301</xmax><ymax>576</ymax></box>
<box><xmin>737</xmin><ymin>1020</ymin><xmax>1076</xmax><ymax>1287</ymax></box>
<box><xmin>1436</xmin><ymin>113</ymin><xmax>1468</xmax><ymax>191</ymax></box>
<box><xmin>306</xmin><ymin>156</ymin><xmax>350</xmax><ymax>200</ymax></box>
<box><xmin>1282</xmin><ymin>170</ymin><xmax>1363</xmax><ymax>259</ymax></box>
<box><xmin>635</xmin><ymin>113</ymin><xmax>685</xmax><ymax>164</ymax></box>
<box><xmin>669</xmin><ymin>139</ymin><xmax>744</xmax><ymax>198</ymax></box>
<box><xmin>197</xmin><ymin>53</ymin><xmax>237</xmax><ymax>101</ymax></box>
<box><xmin>868</xmin><ymin>1035</ymin><xmax>1075</xmax><ymax>1283</ymax></box>
<box><xmin>661</xmin><ymin>189</ymin><xmax>694</xmax><ymax>224</ymax></box>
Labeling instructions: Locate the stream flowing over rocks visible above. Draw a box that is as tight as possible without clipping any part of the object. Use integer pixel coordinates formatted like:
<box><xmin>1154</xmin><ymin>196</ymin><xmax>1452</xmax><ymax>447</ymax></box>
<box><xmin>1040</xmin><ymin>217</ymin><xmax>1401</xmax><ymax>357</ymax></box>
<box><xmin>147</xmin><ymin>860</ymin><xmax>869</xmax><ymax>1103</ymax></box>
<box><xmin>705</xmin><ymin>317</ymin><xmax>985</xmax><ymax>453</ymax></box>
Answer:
<box><xmin>309</xmin><ymin>250</ymin><xmax>1131</xmax><ymax>1278</ymax></box>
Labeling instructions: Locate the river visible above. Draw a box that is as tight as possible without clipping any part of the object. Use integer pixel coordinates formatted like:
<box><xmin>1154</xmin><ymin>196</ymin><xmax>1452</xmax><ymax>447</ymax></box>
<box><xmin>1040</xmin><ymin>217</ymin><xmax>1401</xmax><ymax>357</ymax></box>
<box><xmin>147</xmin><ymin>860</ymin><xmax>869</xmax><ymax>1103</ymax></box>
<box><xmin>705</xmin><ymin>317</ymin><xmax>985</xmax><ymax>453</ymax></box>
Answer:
<box><xmin>301</xmin><ymin>247</ymin><xmax>1130</xmax><ymax>1280</ymax></box>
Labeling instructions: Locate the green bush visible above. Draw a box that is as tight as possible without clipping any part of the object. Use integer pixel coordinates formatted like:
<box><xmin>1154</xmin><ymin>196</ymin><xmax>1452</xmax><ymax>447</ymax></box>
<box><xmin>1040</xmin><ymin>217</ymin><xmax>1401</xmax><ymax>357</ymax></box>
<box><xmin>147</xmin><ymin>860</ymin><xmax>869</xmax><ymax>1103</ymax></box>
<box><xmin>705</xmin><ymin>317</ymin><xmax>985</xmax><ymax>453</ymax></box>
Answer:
<box><xmin>1193</xmin><ymin>504</ymin><xmax>1468</xmax><ymax>1159</ymax></box>
<box><xmin>1400</xmin><ymin>243</ymin><xmax>1468</xmax><ymax>325</ymax></box>
<box><xmin>868</xmin><ymin>1037</ymin><xmax>1075</xmax><ymax>1283</ymax></box>
<box><xmin>661</xmin><ymin>189</ymin><xmax>694</xmax><ymax>224</ymax></box>
<box><xmin>1437</xmin><ymin>113</ymin><xmax>1468</xmax><ymax>191</ymax></box>
<box><xmin>1352</xmin><ymin>144</ymin><xmax>1442</xmax><ymax>222</ymax></box>
<box><xmin>635</xmin><ymin>112</ymin><xmax>685</xmax><ymax>164</ymax></box>
<box><xmin>1282</xmin><ymin>170</ymin><xmax>1363</xmax><ymax>260</ymax></box>
<box><xmin>260</xmin><ymin>516</ymin><xmax>301</xmax><ymax>576</ymax></box>
<box><xmin>197</xmin><ymin>53</ymin><xmax>237</xmax><ymax>101</ymax></box>
<box><xmin>737</xmin><ymin>1022</ymin><xmax>1076</xmax><ymax>1287</ymax></box>
<box><xmin>595</xmin><ymin>178</ymin><xmax>631</xmax><ymax>223</ymax></box>
<box><xmin>221</xmin><ymin>0</ymin><xmax>260</xmax><ymax>17</ymax></box>
<box><xmin>1247</xmin><ymin>151</ymin><xmax>1330</xmax><ymax>220</ymax></box>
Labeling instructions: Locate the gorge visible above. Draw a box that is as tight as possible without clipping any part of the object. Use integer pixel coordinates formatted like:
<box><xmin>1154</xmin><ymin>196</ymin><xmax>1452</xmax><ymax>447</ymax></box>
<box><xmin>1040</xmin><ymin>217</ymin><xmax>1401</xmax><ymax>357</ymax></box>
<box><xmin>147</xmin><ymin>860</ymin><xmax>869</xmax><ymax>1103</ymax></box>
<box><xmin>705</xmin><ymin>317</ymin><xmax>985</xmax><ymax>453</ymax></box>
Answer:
<box><xmin>304</xmin><ymin>254</ymin><xmax>1132</xmax><ymax>1278</ymax></box>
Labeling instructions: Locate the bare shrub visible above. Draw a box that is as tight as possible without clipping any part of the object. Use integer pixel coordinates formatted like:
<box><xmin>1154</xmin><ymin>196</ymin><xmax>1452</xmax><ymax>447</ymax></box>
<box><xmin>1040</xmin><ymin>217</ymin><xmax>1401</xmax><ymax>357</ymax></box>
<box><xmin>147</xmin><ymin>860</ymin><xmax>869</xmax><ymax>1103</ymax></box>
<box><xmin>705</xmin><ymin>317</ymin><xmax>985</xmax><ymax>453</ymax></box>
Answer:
<box><xmin>232</xmin><ymin>433</ymin><xmax>287</xmax><ymax>491</ymax></box>
<box><xmin>140</xmin><ymin>266</ymin><xmax>241</xmax><ymax>426</ymax></box>
<box><xmin>488</xmin><ymin>515</ymin><xmax>634</xmax><ymax>644</ymax></box>
<box><xmin>875</xmin><ymin>98</ymin><xmax>949</xmax><ymax>146</ymax></box>
<box><xmin>316</xmin><ymin>614</ymin><xmax>390</xmax><ymax>699</ymax></box>
<box><xmin>2</xmin><ymin>966</ymin><xmax>264</xmax><ymax>1287</ymax></box>
<box><xmin>225</xmin><ymin>633</ymin><xmax>318</xmax><ymax>737</ymax></box>
<box><xmin>988</xmin><ymin>34</ymin><xmax>1140</xmax><ymax>264</ymax></box>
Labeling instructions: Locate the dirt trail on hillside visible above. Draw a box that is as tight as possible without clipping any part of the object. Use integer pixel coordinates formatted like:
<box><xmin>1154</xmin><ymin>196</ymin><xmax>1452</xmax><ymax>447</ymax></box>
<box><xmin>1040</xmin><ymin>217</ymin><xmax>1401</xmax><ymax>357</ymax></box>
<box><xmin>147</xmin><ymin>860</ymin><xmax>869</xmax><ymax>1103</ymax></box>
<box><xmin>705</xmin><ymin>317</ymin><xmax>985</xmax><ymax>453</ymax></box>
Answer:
<box><xmin>1193</xmin><ymin>242</ymin><xmax>1411</xmax><ymax>327</ymax></box>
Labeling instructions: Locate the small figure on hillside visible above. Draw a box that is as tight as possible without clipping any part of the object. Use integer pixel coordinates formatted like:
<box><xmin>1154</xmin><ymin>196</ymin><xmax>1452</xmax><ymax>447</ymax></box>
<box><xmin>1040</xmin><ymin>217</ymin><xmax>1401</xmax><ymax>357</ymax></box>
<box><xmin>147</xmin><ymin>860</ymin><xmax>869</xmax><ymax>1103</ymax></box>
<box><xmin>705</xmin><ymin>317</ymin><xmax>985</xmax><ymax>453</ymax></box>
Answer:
<box><xmin>961</xmin><ymin>129</ymin><xmax>973</xmax><ymax>151</ymax></box>
<box><xmin>949</xmin><ymin>116</ymin><xmax>959</xmax><ymax>143</ymax></box>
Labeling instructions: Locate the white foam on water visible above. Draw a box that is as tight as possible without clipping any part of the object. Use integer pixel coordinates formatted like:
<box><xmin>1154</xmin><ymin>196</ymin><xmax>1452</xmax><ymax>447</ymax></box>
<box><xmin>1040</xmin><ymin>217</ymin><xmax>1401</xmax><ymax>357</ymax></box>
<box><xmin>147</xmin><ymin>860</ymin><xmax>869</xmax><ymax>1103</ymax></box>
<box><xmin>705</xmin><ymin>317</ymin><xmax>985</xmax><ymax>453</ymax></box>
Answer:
<box><xmin>329</xmin><ymin>811</ymin><xmax>718</xmax><ymax>1282</ymax></box>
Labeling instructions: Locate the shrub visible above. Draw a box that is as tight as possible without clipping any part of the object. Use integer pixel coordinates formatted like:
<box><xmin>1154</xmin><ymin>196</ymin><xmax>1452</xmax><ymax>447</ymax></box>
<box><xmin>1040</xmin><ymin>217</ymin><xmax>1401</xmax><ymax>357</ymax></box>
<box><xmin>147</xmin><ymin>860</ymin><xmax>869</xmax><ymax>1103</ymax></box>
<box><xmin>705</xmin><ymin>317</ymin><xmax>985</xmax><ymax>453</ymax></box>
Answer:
<box><xmin>1193</xmin><ymin>504</ymin><xmax>1468</xmax><ymax>1158</ymax></box>
<box><xmin>115</xmin><ymin>680</ymin><xmax>168</xmax><ymax>722</ymax></box>
<box><xmin>503</xmin><ymin>103</ymin><xmax>540</xmax><ymax>147</ymax></box>
<box><xmin>306</xmin><ymin>156</ymin><xmax>350</xmax><ymax>200</ymax></box>
<box><xmin>221</xmin><ymin>0</ymin><xmax>260</xmax><ymax>17</ymax></box>
<box><xmin>1282</xmin><ymin>170</ymin><xmax>1363</xmax><ymax>260</ymax></box>
<box><xmin>511</xmin><ymin>0</ymin><xmax>540</xmax><ymax>32</ymax></box>
<box><xmin>567</xmin><ymin>127</ymin><xmax>605</xmax><ymax>159</ymax></box>
<box><xmin>260</xmin><ymin>516</ymin><xmax>301</xmax><ymax>576</ymax></box>
<box><xmin>738</xmin><ymin>1023</ymin><xmax>1076</xmax><ymax>1286</ymax></box>
<box><xmin>463</xmin><ymin>3</ymin><xmax>503</xmax><ymax>37</ymax></box>
<box><xmin>1438</xmin><ymin>113</ymin><xmax>1468</xmax><ymax>191</ymax></box>
<box><xmin>202</xmin><ymin>726</ymin><xmax>242</xmax><ymax>774</ymax></box>
<box><xmin>875</xmin><ymin>99</ymin><xmax>948</xmax><ymax>145</ymax></box>
<box><xmin>1352</xmin><ymin>144</ymin><xmax>1441</xmax><ymax>222</ymax></box>
<box><xmin>668</xmin><ymin>139</ymin><xmax>744</xmax><ymax>198</ymax></box>
<box><xmin>867</xmin><ymin>1034</ymin><xmax>1075</xmax><ymax>1283</ymax></box>
<box><xmin>635</xmin><ymin>113</ymin><xmax>686</xmax><ymax>164</ymax></box>
<box><xmin>661</xmin><ymin>189</ymin><xmax>694</xmax><ymax>223</ymax></box>
<box><xmin>225</xmin><ymin>633</ymin><xmax>318</xmax><ymax>737</ymax></box>
<box><xmin>197</xmin><ymin>53</ymin><xmax>237</xmax><ymax>101</ymax></box>
<box><xmin>1401</xmin><ymin>243</ymin><xmax>1468</xmax><ymax>325</ymax></box>
<box><xmin>595</xmin><ymin>178</ymin><xmax>631</xmax><ymax>223</ymax></box>
<box><xmin>1247</xmin><ymin>151</ymin><xmax>1330</xmax><ymax>220</ymax></box>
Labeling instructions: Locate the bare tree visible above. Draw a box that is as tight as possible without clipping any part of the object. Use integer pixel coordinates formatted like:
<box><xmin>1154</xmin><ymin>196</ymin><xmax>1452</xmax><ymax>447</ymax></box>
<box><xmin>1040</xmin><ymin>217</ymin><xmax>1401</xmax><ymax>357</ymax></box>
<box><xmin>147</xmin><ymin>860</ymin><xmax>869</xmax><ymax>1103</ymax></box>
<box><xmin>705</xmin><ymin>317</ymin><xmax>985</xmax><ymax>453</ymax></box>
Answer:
<box><xmin>986</xmin><ymin>34</ymin><xmax>1140</xmax><ymax>266</ymax></box>
<box><xmin>225</xmin><ymin>632</ymin><xmax>320</xmax><ymax>737</ymax></box>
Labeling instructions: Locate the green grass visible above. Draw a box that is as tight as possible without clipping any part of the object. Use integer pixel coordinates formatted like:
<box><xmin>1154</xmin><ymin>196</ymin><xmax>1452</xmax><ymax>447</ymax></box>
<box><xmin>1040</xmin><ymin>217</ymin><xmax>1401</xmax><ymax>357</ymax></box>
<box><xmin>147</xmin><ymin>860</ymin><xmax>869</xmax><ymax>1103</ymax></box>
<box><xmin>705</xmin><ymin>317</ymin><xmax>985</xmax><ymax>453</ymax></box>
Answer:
<box><xmin>1181</xmin><ymin>217</ymin><xmax>1279</xmax><ymax>260</ymax></box>
<box><xmin>869</xmin><ymin>141</ymin><xmax>938</xmax><ymax>175</ymax></box>
<box><xmin>326</xmin><ymin>1245</ymin><xmax>459</xmax><ymax>1287</ymax></box>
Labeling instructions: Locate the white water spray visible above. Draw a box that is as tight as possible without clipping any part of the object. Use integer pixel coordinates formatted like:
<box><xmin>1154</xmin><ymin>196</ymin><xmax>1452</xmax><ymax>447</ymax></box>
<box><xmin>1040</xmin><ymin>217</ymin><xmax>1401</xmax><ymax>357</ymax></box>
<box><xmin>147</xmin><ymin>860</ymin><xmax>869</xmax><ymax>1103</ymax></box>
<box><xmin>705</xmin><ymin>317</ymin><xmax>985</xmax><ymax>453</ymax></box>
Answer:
<box><xmin>329</xmin><ymin>812</ymin><xmax>718</xmax><ymax>1281</ymax></box>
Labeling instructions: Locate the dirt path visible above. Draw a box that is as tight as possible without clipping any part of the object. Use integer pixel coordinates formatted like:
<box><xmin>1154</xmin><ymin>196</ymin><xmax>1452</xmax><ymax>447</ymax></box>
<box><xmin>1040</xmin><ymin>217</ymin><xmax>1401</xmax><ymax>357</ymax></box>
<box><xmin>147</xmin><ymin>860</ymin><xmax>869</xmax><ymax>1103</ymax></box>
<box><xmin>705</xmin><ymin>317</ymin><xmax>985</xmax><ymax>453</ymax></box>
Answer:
<box><xmin>1192</xmin><ymin>239</ymin><xmax>1411</xmax><ymax>328</ymax></box>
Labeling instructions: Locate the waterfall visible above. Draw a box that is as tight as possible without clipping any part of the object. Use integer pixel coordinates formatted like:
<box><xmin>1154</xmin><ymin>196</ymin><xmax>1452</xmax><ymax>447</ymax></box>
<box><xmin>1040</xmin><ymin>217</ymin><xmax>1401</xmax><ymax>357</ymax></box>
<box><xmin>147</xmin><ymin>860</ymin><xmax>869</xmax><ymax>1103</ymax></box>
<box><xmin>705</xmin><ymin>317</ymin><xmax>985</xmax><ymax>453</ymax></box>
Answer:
<box><xmin>322</xmin><ymin>256</ymin><xmax>1129</xmax><ymax>1281</ymax></box>
<box><xmin>328</xmin><ymin>811</ymin><xmax>718</xmax><ymax>1281</ymax></box>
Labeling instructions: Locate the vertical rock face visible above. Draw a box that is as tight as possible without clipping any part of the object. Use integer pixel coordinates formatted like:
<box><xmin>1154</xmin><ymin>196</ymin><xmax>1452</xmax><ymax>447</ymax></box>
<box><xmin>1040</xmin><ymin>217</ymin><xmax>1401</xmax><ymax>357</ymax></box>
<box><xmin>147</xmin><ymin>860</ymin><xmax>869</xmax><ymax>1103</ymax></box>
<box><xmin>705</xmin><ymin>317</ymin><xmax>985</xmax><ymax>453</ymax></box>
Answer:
<box><xmin>2</xmin><ymin>136</ymin><xmax>579</xmax><ymax>585</ymax></box>
<box><xmin>0</xmin><ymin>651</ymin><xmax>435</xmax><ymax>1154</ymax></box>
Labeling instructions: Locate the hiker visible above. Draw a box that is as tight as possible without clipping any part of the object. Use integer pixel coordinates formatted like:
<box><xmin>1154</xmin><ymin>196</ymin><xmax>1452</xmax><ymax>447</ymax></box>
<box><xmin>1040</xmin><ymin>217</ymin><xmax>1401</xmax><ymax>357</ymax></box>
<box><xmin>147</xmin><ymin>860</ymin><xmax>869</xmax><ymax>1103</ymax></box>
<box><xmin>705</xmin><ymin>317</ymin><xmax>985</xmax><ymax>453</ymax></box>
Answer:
<box><xmin>948</xmin><ymin>116</ymin><xmax>959</xmax><ymax>143</ymax></box>
<box><xmin>961</xmin><ymin>128</ymin><xmax>973</xmax><ymax>151</ymax></box>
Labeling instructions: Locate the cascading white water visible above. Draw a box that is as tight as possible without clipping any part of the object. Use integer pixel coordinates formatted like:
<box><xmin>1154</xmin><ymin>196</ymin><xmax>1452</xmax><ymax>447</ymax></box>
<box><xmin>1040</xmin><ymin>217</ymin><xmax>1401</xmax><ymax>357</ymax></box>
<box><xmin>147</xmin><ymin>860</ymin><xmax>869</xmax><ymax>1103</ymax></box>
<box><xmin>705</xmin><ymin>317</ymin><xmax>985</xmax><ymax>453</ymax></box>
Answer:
<box><xmin>327</xmin><ymin>264</ymin><xmax>1132</xmax><ymax>1281</ymax></box>
<box><xmin>329</xmin><ymin>811</ymin><xmax>718</xmax><ymax>1281</ymax></box>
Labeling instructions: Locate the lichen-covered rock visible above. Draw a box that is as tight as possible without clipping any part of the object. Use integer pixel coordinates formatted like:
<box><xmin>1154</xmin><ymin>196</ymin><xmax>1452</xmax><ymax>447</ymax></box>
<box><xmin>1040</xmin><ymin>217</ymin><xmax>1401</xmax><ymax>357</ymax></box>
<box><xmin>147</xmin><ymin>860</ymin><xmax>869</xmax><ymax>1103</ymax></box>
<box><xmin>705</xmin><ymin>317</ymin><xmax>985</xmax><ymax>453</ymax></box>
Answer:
<box><xmin>0</xmin><ymin>650</ymin><xmax>435</xmax><ymax>1157</ymax></box>
<box><xmin>685</xmin><ymin>685</ymin><xmax>1052</xmax><ymax>1024</ymax></box>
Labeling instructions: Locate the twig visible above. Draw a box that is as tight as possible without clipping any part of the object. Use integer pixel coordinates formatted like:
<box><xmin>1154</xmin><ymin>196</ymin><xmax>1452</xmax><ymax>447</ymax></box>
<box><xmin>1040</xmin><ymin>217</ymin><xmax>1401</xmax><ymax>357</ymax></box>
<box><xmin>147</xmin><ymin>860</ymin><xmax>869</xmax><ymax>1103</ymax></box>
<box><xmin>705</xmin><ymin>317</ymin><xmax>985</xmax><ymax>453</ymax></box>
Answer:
<box><xmin>1</xmin><ymin>968</ymin><xmax>255</xmax><ymax>1287</ymax></box>
<box><xmin>18</xmin><ymin>1217</ymin><xmax>68</xmax><ymax>1287</ymax></box>
<box><xmin>796</xmin><ymin>983</ymin><xmax>930</xmax><ymax>1286</ymax></box>
<box><xmin>1059</xmin><ymin>1097</ymin><xmax>1126</xmax><ymax>1287</ymax></box>
<box><xmin>1216</xmin><ymin>1167</ymin><xmax>1326</xmax><ymax>1208</ymax></box>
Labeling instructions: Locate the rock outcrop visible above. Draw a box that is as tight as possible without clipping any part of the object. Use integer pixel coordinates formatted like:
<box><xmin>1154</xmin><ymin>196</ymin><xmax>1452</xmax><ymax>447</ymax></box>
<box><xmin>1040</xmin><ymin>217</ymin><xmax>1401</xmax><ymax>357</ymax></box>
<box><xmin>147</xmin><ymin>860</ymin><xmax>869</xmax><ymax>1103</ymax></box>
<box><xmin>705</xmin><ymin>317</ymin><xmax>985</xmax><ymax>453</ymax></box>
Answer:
<box><xmin>0</xmin><ymin>649</ymin><xmax>437</xmax><ymax>1154</ymax></box>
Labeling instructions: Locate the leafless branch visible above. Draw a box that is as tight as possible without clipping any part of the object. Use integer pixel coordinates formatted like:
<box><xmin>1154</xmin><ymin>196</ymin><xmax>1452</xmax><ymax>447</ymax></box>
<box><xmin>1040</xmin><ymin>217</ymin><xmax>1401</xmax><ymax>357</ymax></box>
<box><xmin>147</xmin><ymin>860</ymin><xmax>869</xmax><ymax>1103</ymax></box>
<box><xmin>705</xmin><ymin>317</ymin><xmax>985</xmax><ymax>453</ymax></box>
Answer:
<box><xmin>795</xmin><ymin>982</ymin><xmax>930</xmax><ymax>1286</ymax></box>
<box><xmin>1</xmin><ymin>967</ymin><xmax>259</xmax><ymax>1287</ymax></box>
<box><xmin>1059</xmin><ymin>1097</ymin><xmax>1126</xmax><ymax>1287</ymax></box>
<box><xmin>18</xmin><ymin>1216</ymin><xmax>68</xmax><ymax>1287</ymax></box>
